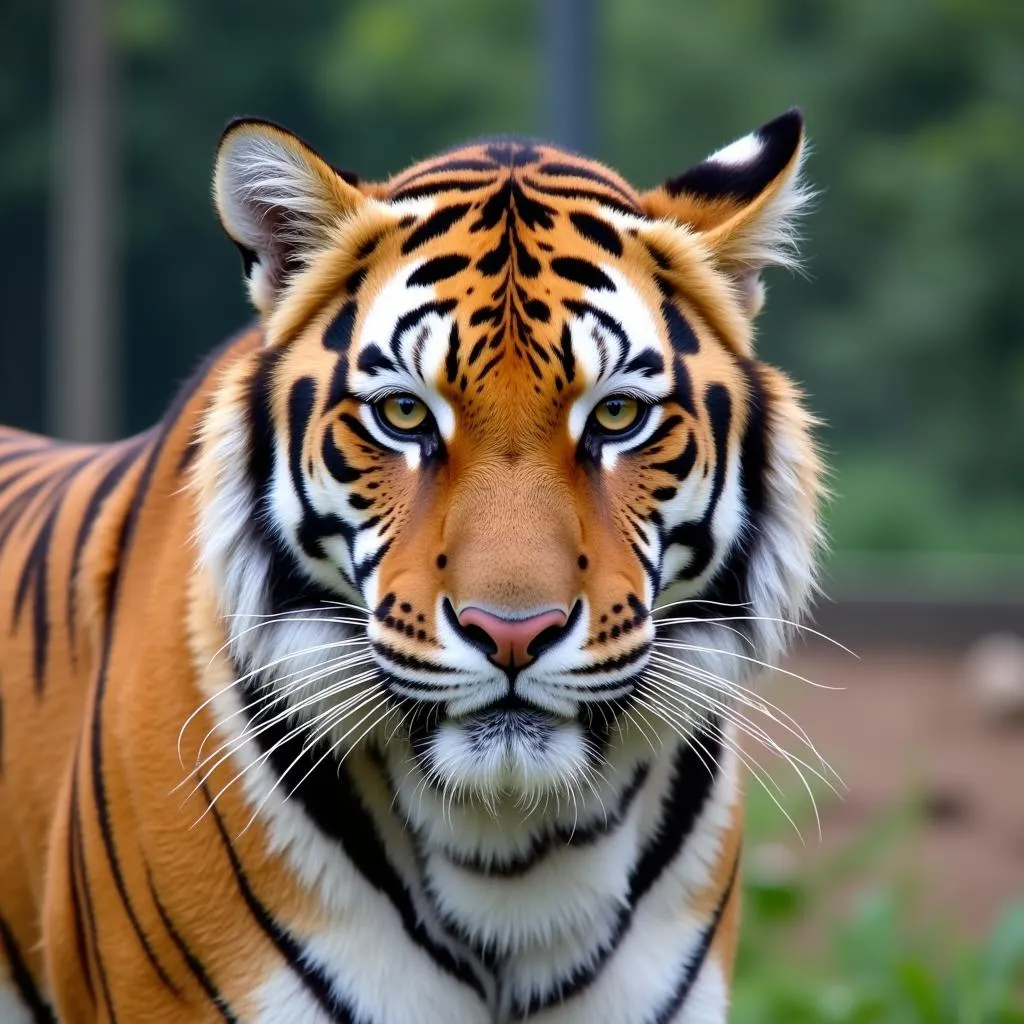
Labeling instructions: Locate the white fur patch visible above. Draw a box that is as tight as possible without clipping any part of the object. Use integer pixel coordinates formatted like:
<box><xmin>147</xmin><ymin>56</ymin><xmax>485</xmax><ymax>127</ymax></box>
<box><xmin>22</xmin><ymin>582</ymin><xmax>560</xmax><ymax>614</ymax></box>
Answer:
<box><xmin>709</xmin><ymin>132</ymin><xmax>763</xmax><ymax>168</ymax></box>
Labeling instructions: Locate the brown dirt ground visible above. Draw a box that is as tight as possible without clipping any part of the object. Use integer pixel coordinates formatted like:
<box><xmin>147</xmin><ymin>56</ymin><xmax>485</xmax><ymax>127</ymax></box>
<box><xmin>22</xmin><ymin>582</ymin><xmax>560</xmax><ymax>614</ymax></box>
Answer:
<box><xmin>756</xmin><ymin>646</ymin><xmax>1024</xmax><ymax>940</ymax></box>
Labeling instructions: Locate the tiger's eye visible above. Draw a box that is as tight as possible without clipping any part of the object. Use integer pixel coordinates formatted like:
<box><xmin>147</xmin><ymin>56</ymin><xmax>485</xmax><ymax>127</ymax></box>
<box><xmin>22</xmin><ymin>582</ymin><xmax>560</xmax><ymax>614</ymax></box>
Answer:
<box><xmin>380</xmin><ymin>394</ymin><xmax>428</xmax><ymax>432</ymax></box>
<box><xmin>593</xmin><ymin>396</ymin><xmax>640</xmax><ymax>433</ymax></box>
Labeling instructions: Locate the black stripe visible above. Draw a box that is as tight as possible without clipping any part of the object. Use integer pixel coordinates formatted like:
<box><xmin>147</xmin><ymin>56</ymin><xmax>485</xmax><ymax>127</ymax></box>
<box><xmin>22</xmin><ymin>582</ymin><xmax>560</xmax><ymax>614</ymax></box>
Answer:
<box><xmin>624</xmin><ymin>349</ymin><xmax>665</xmax><ymax>377</ymax></box>
<box><xmin>65</xmin><ymin>440</ymin><xmax>147</xmax><ymax>653</ymax></box>
<box><xmin>407</xmin><ymin>254</ymin><xmax>470</xmax><ymax>287</ymax></box>
<box><xmin>445</xmin><ymin>324</ymin><xmax>461</xmax><ymax>383</ymax></box>
<box><xmin>356</xmin><ymin>343</ymin><xmax>396</xmax><ymax>377</ymax></box>
<box><xmin>390</xmin><ymin>178</ymin><xmax>492</xmax><ymax>202</ymax></box>
<box><xmin>557</xmin><ymin>324</ymin><xmax>576</xmax><ymax>383</ymax></box>
<box><xmin>510</xmin><ymin>722</ymin><xmax>723</xmax><ymax>1017</ymax></box>
<box><xmin>523</xmin><ymin>179</ymin><xmax>640</xmax><ymax>217</ymax></box>
<box><xmin>535</xmin><ymin>163</ymin><xmax>640</xmax><ymax>208</ymax></box>
<box><xmin>66</xmin><ymin>768</ymin><xmax>95</xmax><ymax>1004</ymax></box>
<box><xmin>685</xmin><ymin>359</ymin><xmax>769</xmax><ymax>628</ymax></box>
<box><xmin>71</xmin><ymin>767</ymin><xmax>112</xmax><ymax>1017</ymax></box>
<box><xmin>324</xmin><ymin>302</ymin><xmax>357</xmax><ymax>353</ymax></box>
<box><xmin>550</xmin><ymin>256</ymin><xmax>614</xmax><ymax>292</ymax></box>
<box><xmin>234</xmin><ymin>691</ymin><xmax>485</xmax><ymax>998</ymax></box>
<box><xmin>0</xmin><ymin>917</ymin><xmax>56</xmax><ymax>1023</ymax></box>
<box><xmin>568</xmin><ymin>641</ymin><xmax>650</xmax><ymax>676</ymax></box>
<box><xmin>89</xmin><ymin>457</ymin><xmax>182</xmax><ymax>998</ymax></box>
<box><xmin>652</xmin><ymin>433</ymin><xmax>698</xmax><ymax>481</ymax></box>
<box><xmin>444</xmin><ymin>764</ymin><xmax>651</xmax><ymax>878</ymax></box>
<box><xmin>401</xmin><ymin>203</ymin><xmax>471</xmax><ymax>254</ymax></box>
<box><xmin>86</xmin><ymin>343</ymin><xmax>221</xmax><ymax>1001</ymax></box>
<box><xmin>147</xmin><ymin>871</ymin><xmax>237</xmax><ymax>1023</ymax></box>
<box><xmin>0</xmin><ymin>476</ymin><xmax>54</xmax><ymax>552</ymax></box>
<box><xmin>569</xmin><ymin>211</ymin><xmax>623</xmax><ymax>256</ymax></box>
<box><xmin>392</xmin><ymin>161</ymin><xmax>497</xmax><ymax>194</ymax></box>
<box><xmin>662</xmin><ymin>299</ymin><xmax>700</xmax><ymax>354</ymax></box>
<box><xmin>287</xmin><ymin>378</ymin><xmax>349</xmax><ymax>560</ymax></box>
<box><xmin>664</xmin><ymin>384</ymin><xmax>732</xmax><ymax>581</ymax></box>
<box><xmin>13</xmin><ymin>456</ymin><xmax>92</xmax><ymax>692</ymax></box>
<box><xmin>647</xmin><ymin>850</ymin><xmax>740</xmax><ymax>1024</ymax></box>
<box><xmin>203</xmin><ymin>786</ymin><xmax>361</xmax><ymax>1023</ymax></box>
<box><xmin>388</xmin><ymin>300</ymin><xmax>457</xmax><ymax>358</ymax></box>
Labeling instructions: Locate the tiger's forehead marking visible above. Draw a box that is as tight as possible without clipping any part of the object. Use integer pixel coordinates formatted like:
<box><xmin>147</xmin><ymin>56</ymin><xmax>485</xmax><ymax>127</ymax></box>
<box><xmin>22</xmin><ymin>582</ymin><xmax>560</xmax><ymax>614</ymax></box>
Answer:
<box><xmin>341</xmin><ymin>140</ymin><xmax>687</xmax><ymax>439</ymax></box>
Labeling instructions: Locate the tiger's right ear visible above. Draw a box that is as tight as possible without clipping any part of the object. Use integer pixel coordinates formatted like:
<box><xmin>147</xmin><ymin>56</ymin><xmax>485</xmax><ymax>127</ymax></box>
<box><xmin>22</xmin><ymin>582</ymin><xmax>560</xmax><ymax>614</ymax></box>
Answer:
<box><xmin>213</xmin><ymin>119</ymin><xmax>366</xmax><ymax>313</ymax></box>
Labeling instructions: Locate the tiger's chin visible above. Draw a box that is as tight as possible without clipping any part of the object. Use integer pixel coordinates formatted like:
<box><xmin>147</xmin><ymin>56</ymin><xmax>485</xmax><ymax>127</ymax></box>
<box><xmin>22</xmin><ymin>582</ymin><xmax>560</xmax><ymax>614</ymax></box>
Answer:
<box><xmin>415</xmin><ymin>706</ymin><xmax>597</xmax><ymax>807</ymax></box>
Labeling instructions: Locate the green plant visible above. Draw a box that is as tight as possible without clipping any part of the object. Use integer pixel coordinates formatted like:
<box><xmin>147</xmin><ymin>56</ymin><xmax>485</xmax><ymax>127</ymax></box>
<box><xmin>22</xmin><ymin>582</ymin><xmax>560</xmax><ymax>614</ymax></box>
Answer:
<box><xmin>732</xmin><ymin>786</ymin><xmax>1024</xmax><ymax>1023</ymax></box>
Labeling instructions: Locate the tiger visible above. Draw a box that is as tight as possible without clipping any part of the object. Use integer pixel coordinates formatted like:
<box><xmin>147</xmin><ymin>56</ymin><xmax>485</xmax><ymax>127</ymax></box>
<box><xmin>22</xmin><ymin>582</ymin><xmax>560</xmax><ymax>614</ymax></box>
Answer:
<box><xmin>0</xmin><ymin>108</ymin><xmax>823</xmax><ymax>1023</ymax></box>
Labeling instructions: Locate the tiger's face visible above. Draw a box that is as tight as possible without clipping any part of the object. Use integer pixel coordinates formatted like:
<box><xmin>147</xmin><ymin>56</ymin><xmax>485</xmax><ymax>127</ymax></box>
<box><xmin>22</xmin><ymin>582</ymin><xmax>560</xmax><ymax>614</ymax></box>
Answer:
<box><xmin>200</xmin><ymin>114</ymin><xmax>822</xmax><ymax>802</ymax></box>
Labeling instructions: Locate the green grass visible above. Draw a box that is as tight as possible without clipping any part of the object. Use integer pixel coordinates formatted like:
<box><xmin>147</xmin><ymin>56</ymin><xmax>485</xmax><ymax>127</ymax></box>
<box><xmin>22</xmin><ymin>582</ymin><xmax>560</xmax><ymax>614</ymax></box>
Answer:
<box><xmin>732</xmin><ymin>787</ymin><xmax>1024</xmax><ymax>1023</ymax></box>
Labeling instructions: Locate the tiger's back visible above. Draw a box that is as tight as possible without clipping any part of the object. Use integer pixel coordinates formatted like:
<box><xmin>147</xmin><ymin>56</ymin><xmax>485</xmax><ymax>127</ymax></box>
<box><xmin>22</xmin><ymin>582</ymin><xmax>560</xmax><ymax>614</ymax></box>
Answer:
<box><xmin>0</xmin><ymin>334</ymin><xmax>262</xmax><ymax>1019</ymax></box>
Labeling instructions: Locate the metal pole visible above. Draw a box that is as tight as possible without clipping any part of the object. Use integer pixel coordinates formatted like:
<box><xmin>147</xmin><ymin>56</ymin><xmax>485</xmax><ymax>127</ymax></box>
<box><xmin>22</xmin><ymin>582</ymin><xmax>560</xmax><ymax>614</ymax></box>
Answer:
<box><xmin>543</xmin><ymin>0</ymin><xmax>596</xmax><ymax>154</ymax></box>
<box><xmin>49</xmin><ymin>0</ymin><xmax>117</xmax><ymax>441</ymax></box>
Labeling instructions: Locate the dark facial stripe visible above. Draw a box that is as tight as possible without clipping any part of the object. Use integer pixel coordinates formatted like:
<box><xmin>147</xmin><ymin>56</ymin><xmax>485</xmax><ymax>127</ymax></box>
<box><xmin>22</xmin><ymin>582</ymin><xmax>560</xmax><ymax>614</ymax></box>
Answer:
<box><xmin>534</xmin><ymin>163</ymin><xmax>640</xmax><ymax>209</ymax></box>
<box><xmin>231</xmin><ymin>692</ymin><xmax>486</xmax><ymax>999</ymax></box>
<box><xmin>396</xmin><ymin>159</ymin><xmax>497</xmax><ymax>188</ymax></box>
<box><xmin>550</xmin><ymin>256</ymin><xmax>614</xmax><ymax>292</ymax></box>
<box><xmin>557</xmin><ymin>324</ymin><xmax>576</xmax><ymax>383</ymax></box>
<box><xmin>287</xmin><ymin>378</ymin><xmax>349</xmax><ymax>560</ymax></box>
<box><xmin>407</xmin><ymin>254</ymin><xmax>471</xmax><ymax>288</ymax></box>
<box><xmin>569</xmin><ymin>642</ymin><xmax>650</xmax><ymax>676</ymax></box>
<box><xmin>662</xmin><ymin>300</ymin><xmax>700</xmax><ymax>354</ymax></box>
<box><xmin>0</xmin><ymin>916</ymin><xmax>56</xmax><ymax>1023</ymax></box>
<box><xmin>511</xmin><ymin>722</ymin><xmax>722</xmax><ymax>1017</ymax></box>
<box><xmin>321</xmin><ymin>431</ymin><xmax>362</xmax><ymax>485</ymax></box>
<box><xmin>390</xmin><ymin>178</ymin><xmax>493</xmax><ymax>202</ymax></box>
<box><xmin>664</xmin><ymin>384</ymin><xmax>732</xmax><ymax>582</ymax></box>
<box><xmin>523</xmin><ymin>179</ymin><xmax>641</xmax><ymax>218</ymax></box>
<box><xmin>569</xmin><ymin>211</ymin><xmax>623</xmax><ymax>256</ymax></box>
<box><xmin>323</xmin><ymin>302</ymin><xmax>357</xmax><ymax>353</ymax></box>
<box><xmin>389</xmin><ymin>300</ymin><xmax>458</xmax><ymax>358</ymax></box>
<box><xmin>401</xmin><ymin>203</ymin><xmax>472</xmax><ymax>254</ymax></box>
<box><xmin>652</xmin><ymin>432</ymin><xmax>697</xmax><ymax>480</ymax></box>
<box><xmin>147</xmin><ymin>871</ymin><xmax>237</xmax><ymax>1023</ymax></box>
<box><xmin>202</xmin><ymin>785</ymin><xmax>362</xmax><ymax>1023</ymax></box>
<box><xmin>624</xmin><ymin>349</ymin><xmax>665</xmax><ymax>377</ymax></box>
<box><xmin>686</xmin><ymin>359</ymin><xmax>768</xmax><ymax>630</ymax></box>
<box><xmin>356</xmin><ymin>343</ymin><xmax>396</xmax><ymax>377</ymax></box>
<box><xmin>445</xmin><ymin>324</ymin><xmax>461</xmax><ymax>384</ymax></box>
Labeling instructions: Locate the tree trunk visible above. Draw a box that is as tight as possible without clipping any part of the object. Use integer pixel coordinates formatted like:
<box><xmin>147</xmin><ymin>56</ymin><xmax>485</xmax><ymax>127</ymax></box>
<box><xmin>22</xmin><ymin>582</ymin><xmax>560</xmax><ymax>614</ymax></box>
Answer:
<box><xmin>48</xmin><ymin>0</ymin><xmax>117</xmax><ymax>441</ymax></box>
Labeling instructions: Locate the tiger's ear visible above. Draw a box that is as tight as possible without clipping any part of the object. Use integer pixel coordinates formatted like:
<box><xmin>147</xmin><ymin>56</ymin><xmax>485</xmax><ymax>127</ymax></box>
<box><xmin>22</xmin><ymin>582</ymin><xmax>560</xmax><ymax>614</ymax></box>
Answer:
<box><xmin>213</xmin><ymin>118</ymin><xmax>366</xmax><ymax>313</ymax></box>
<box><xmin>641</xmin><ymin>109</ymin><xmax>811</xmax><ymax>317</ymax></box>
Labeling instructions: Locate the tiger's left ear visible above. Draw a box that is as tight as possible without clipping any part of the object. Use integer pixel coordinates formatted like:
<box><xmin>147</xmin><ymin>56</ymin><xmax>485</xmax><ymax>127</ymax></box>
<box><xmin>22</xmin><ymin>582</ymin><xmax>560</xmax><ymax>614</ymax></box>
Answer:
<box><xmin>214</xmin><ymin>118</ymin><xmax>367</xmax><ymax>314</ymax></box>
<box><xmin>641</xmin><ymin>109</ymin><xmax>811</xmax><ymax>317</ymax></box>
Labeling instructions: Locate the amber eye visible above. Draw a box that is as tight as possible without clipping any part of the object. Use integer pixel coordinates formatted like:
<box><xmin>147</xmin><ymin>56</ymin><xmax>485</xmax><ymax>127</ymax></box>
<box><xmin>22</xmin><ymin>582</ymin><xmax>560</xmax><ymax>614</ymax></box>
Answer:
<box><xmin>593</xmin><ymin>396</ymin><xmax>642</xmax><ymax>434</ymax></box>
<box><xmin>378</xmin><ymin>394</ymin><xmax>429</xmax><ymax>433</ymax></box>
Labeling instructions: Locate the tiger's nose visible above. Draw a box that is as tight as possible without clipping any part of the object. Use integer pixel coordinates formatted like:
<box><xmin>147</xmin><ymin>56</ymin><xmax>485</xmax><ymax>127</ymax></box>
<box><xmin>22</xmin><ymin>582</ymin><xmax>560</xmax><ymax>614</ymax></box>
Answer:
<box><xmin>457</xmin><ymin>607</ymin><xmax>569</xmax><ymax>670</ymax></box>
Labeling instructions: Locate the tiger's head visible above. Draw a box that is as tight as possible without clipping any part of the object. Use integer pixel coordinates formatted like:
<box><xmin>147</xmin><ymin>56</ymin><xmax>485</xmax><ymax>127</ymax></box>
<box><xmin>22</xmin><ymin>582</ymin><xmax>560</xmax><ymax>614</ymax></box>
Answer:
<box><xmin>196</xmin><ymin>112</ymin><xmax>823</xmax><ymax>805</ymax></box>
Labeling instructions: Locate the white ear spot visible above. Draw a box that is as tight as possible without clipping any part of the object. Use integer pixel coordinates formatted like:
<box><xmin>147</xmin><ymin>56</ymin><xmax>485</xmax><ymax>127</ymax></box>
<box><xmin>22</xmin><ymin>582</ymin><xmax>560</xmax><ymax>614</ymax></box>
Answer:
<box><xmin>709</xmin><ymin>131</ymin><xmax>763</xmax><ymax>168</ymax></box>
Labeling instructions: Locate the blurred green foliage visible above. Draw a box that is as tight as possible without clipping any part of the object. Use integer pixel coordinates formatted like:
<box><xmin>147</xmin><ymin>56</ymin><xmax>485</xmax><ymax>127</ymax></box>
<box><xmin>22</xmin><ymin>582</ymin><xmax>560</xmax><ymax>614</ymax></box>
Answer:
<box><xmin>1</xmin><ymin>0</ymin><xmax>1022</xmax><ymax>556</ymax></box>
<box><xmin>735</xmin><ymin>785</ymin><xmax>1024</xmax><ymax>1023</ymax></box>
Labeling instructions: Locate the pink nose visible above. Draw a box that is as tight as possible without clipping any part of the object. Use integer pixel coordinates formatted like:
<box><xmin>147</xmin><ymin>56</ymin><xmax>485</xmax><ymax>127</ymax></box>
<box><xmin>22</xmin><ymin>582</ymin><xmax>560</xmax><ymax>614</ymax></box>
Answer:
<box><xmin>457</xmin><ymin>607</ymin><xmax>569</xmax><ymax>670</ymax></box>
